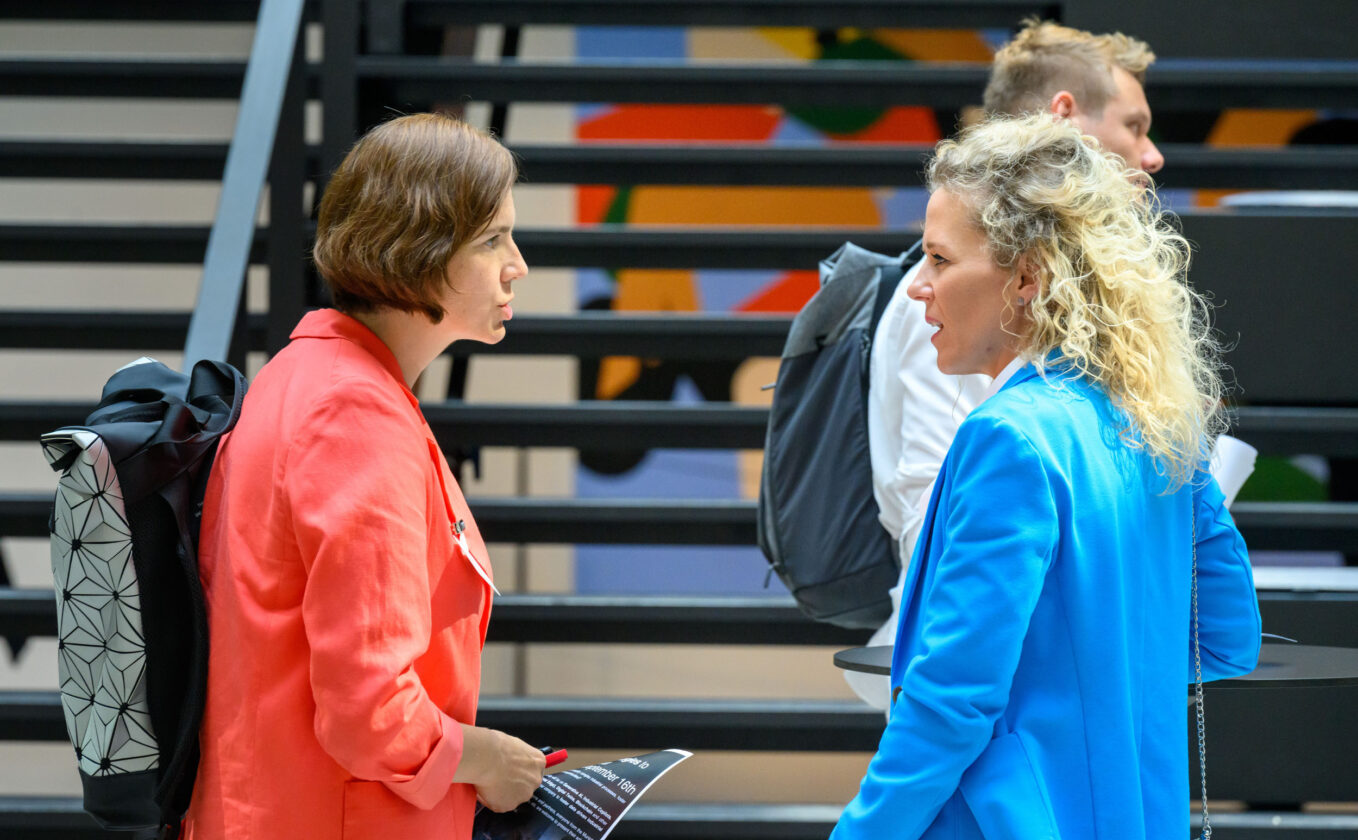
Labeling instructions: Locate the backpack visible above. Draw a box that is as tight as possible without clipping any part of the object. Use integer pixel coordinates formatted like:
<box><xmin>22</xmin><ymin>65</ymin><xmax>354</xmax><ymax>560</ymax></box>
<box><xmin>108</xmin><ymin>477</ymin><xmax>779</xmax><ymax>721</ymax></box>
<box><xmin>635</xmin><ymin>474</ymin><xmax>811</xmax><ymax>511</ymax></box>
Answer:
<box><xmin>757</xmin><ymin>241</ymin><xmax>922</xmax><ymax>629</ymax></box>
<box><xmin>40</xmin><ymin>357</ymin><xmax>247</xmax><ymax>836</ymax></box>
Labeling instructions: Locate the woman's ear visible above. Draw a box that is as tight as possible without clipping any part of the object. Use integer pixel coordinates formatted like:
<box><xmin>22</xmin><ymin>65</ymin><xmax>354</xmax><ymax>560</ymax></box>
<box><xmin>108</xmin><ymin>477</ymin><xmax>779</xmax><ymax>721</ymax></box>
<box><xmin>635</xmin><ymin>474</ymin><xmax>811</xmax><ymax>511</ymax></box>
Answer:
<box><xmin>1015</xmin><ymin>256</ymin><xmax>1041</xmax><ymax>306</ymax></box>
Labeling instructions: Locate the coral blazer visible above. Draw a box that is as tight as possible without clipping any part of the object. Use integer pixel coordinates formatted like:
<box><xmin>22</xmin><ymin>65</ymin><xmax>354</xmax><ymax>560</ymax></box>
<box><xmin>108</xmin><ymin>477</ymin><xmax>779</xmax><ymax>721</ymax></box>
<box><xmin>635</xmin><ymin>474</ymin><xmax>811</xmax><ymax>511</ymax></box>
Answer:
<box><xmin>184</xmin><ymin>310</ymin><xmax>495</xmax><ymax>840</ymax></box>
<box><xmin>832</xmin><ymin>363</ymin><xmax>1261</xmax><ymax>840</ymax></box>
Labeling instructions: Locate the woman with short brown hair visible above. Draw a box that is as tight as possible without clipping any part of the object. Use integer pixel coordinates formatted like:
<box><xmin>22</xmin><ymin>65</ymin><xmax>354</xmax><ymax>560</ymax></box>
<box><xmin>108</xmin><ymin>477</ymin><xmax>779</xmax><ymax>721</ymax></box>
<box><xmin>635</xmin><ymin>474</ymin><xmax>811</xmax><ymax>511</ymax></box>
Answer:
<box><xmin>185</xmin><ymin>113</ymin><xmax>541</xmax><ymax>840</ymax></box>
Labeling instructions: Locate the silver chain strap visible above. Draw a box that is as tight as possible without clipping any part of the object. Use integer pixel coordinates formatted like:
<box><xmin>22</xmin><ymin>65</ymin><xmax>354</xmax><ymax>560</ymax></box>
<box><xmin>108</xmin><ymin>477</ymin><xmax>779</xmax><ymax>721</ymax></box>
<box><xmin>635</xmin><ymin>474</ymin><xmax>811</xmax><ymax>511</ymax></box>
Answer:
<box><xmin>1192</xmin><ymin>509</ymin><xmax>1211</xmax><ymax>840</ymax></box>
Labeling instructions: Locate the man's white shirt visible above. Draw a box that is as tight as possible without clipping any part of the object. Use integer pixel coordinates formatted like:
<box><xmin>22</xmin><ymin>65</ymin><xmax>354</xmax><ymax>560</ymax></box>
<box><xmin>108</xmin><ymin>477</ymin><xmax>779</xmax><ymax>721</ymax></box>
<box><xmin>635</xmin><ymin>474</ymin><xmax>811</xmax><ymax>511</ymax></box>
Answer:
<box><xmin>846</xmin><ymin>257</ymin><xmax>991</xmax><ymax>709</ymax></box>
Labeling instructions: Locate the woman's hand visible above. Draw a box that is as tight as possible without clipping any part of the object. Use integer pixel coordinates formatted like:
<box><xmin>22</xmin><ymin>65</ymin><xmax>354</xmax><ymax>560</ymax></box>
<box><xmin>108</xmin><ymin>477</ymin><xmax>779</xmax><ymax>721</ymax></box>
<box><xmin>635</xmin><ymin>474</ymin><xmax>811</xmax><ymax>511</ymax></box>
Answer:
<box><xmin>455</xmin><ymin>724</ymin><xmax>546</xmax><ymax>812</ymax></box>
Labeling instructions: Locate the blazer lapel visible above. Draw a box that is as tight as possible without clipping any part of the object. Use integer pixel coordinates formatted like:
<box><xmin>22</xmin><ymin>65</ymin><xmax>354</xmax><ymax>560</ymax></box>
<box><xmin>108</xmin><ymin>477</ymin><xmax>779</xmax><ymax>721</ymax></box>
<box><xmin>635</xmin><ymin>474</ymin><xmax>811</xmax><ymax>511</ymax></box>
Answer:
<box><xmin>427</xmin><ymin>439</ymin><xmax>499</xmax><ymax>597</ymax></box>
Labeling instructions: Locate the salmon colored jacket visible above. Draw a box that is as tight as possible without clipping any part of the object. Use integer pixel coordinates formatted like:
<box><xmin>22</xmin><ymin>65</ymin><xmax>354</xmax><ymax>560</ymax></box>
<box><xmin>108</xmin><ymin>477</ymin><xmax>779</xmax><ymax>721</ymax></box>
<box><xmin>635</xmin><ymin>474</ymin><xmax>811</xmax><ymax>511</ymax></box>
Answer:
<box><xmin>184</xmin><ymin>310</ymin><xmax>495</xmax><ymax>840</ymax></box>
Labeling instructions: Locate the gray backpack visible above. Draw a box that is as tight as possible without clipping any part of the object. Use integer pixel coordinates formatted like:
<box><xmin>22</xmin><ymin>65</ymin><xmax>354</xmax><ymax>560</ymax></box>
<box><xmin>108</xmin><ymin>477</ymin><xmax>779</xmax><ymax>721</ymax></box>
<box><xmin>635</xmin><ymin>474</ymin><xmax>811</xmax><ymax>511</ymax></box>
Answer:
<box><xmin>757</xmin><ymin>241</ymin><xmax>921</xmax><ymax>629</ymax></box>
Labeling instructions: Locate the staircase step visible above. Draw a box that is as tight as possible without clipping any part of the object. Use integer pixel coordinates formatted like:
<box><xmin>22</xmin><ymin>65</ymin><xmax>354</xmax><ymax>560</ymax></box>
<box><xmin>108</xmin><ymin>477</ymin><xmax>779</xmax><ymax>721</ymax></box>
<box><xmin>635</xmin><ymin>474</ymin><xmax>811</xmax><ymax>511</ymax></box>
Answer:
<box><xmin>3</xmin><ymin>491</ymin><xmax>1358</xmax><ymax>550</ymax></box>
<box><xmin>0</xmin><ymin>310</ymin><xmax>789</xmax><ymax>358</ymax></box>
<box><xmin>360</xmin><ymin>57</ymin><xmax>1358</xmax><ymax>110</ymax></box>
<box><xmin>0</xmin><ymin>691</ymin><xmax>885</xmax><ymax>749</ymax></box>
<box><xmin>6</xmin><ymin>141</ymin><xmax>1357</xmax><ymax>190</ymax></box>
<box><xmin>0</xmin><ymin>223</ymin><xmax>264</xmax><ymax>264</ymax></box>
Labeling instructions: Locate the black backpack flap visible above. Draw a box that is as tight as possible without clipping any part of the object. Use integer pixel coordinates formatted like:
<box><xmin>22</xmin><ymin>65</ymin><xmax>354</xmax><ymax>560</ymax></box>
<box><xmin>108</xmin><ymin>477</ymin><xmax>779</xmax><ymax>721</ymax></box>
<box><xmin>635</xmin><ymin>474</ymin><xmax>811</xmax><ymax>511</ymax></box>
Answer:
<box><xmin>762</xmin><ymin>334</ymin><xmax>900</xmax><ymax>628</ymax></box>
<box><xmin>90</xmin><ymin>359</ymin><xmax>247</xmax><ymax>506</ymax></box>
<box><xmin>757</xmin><ymin>241</ymin><xmax>920</xmax><ymax>629</ymax></box>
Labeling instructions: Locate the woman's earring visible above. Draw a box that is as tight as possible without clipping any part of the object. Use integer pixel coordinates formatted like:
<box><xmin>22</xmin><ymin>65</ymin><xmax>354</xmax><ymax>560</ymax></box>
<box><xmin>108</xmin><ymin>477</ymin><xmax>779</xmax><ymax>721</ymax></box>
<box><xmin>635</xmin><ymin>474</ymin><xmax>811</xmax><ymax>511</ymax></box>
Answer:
<box><xmin>1016</xmin><ymin>296</ymin><xmax>1025</xmax><ymax>306</ymax></box>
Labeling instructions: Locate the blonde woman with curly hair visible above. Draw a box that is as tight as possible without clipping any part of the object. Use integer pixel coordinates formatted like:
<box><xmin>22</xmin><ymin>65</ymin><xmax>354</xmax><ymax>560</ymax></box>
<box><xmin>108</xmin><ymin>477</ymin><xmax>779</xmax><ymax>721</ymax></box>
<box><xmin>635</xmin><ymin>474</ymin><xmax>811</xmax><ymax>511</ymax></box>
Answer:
<box><xmin>847</xmin><ymin>19</ymin><xmax>1168</xmax><ymax>714</ymax></box>
<box><xmin>831</xmin><ymin>114</ymin><xmax>1261</xmax><ymax>840</ymax></box>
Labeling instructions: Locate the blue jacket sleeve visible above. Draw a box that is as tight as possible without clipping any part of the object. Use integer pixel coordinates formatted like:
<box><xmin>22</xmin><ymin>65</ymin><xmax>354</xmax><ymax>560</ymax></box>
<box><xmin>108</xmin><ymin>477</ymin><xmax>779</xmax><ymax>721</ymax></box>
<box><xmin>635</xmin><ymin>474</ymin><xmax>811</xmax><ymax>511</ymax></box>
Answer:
<box><xmin>832</xmin><ymin>415</ymin><xmax>1058</xmax><ymax>840</ymax></box>
<box><xmin>1190</xmin><ymin>472</ymin><xmax>1262</xmax><ymax>682</ymax></box>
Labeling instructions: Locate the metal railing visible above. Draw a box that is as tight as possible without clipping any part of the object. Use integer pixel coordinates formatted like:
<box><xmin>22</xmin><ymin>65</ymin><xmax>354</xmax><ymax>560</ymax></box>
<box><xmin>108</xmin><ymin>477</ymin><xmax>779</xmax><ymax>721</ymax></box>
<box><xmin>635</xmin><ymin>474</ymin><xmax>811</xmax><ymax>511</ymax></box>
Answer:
<box><xmin>182</xmin><ymin>0</ymin><xmax>308</xmax><ymax>367</ymax></box>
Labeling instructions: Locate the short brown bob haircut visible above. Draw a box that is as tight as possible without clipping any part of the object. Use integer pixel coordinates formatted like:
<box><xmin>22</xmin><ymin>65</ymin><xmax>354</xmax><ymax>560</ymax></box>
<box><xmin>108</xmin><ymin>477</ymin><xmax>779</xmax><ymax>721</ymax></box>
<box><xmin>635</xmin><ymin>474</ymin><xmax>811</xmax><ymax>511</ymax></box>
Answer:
<box><xmin>984</xmin><ymin>19</ymin><xmax>1155</xmax><ymax>118</ymax></box>
<box><xmin>313</xmin><ymin>113</ymin><xmax>517</xmax><ymax>323</ymax></box>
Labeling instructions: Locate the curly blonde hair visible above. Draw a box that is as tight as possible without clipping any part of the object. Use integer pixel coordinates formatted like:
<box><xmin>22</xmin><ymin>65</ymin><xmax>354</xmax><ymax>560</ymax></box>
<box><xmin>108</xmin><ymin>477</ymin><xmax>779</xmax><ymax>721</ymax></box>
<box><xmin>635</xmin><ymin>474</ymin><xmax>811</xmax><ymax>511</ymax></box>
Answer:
<box><xmin>927</xmin><ymin>114</ymin><xmax>1225</xmax><ymax>489</ymax></box>
<box><xmin>984</xmin><ymin>19</ymin><xmax>1155</xmax><ymax>117</ymax></box>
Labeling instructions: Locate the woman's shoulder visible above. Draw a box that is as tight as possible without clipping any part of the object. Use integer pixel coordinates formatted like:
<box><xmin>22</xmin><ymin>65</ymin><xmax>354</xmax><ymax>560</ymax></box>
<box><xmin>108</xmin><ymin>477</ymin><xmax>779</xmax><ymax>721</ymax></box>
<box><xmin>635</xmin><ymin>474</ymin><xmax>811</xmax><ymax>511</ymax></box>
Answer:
<box><xmin>969</xmin><ymin>368</ymin><xmax>1069</xmax><ymax>418</ymax></box>
<box><xmin>263</xmin><ymin>339</ymin><xmax>423</xmax><ymax>434</ymax></box>
<box><xmin>960</xmin><ymin>367</ymin><xmax>1109</xmax><ymax>449</ymax></box>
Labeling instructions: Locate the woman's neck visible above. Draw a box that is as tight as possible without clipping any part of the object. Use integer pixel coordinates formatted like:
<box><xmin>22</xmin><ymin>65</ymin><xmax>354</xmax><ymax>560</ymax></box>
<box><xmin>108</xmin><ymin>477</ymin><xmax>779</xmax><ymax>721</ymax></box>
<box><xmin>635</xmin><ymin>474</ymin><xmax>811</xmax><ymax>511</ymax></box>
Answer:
<box><xmin>348</xmin><ymin>307</ymin><xmax>445</xmax><ymax>389</ymax></box>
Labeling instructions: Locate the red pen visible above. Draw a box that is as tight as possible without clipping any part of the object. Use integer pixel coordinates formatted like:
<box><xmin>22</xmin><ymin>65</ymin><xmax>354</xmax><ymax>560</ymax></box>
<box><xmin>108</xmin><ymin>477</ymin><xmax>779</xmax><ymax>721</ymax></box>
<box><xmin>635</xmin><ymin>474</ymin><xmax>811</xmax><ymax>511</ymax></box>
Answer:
<box><xmin>540</xmin><ymin>746</ymin><xmax>568</xmax><ymax>768</ymax></box>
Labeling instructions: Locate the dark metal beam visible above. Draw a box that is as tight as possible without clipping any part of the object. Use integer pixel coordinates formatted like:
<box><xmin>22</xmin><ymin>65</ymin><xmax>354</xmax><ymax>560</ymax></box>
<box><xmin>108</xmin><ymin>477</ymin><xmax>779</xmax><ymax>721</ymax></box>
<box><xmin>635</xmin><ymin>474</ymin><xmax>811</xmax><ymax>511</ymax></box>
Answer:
<box><xmin>1229</xmin><ymin>407</ymin><xmax>1358</xmax><ymax>457</ymax></box>
<box><xmin>265</xmin><ymin>20</ymin><xmax>310</xmax><ymax>356</ymax></box>
<box><xmin>0</xmin><ymin>224</ymin><xmax>265</xmax><ymax>264</ymax></box>
<box><xmin>363</xmin><ymin>57</ymin><xmax>1358</xmax><ymax>111</ymax></box>
<box><xmin>22</xmin><ymin>311</ymin><xmax>1358</xmax><ymax>412</ymax></box>
<box><xmin>0</xmin><ymin>311</ymin><xmax>273</xmax><ymax>352</ymax></box>
<box><xmin>422</xmin><ymin>402</ymin><xmax>770</xmax><ymax>450</ymax></box>
<box><xmin>2</xmin><ymin>211</ymin><xmax>1352</xmax><ymax>274</ymax></box>
<box><xmin>0</xmin><ymin>588</ymin><xmax>872</xmax><ymax>647</ymax></box>
<box><xmin>468</xmin><ymin>499</ymin><xmax>1358</xmax><ymax>551</ymax></box>
<box><xmin>1156</xmin><ymin>145</ymin><xmax>1358</xmax><ymax>191</ymax></box>
<box><xmin>321</xmin><ymin>0</ymin><xmax>360</xmax><ymax>179</ymax></box>
<box><xmin>0</xmin><ymin>141</ymin><xmax>234</xmax><ymax>181</ymax></box>
<box><xmin>0</xmin><ymin>690</ymin><xmax>885</xmax><ymax>750</ymax></box>
<box><xmin>451</xmin><ymin>313</ymin><xmax>792</xmax><ymax>359</ymax></box>
<box><xmin>4</xmin><ymin>400</ymin><xmax>1358</xmax><ymax>456</ymax></box>
<box><xmin>0</xmin><ymin>589</ymin><xmax>51</xmax><ymax>642</ymax></box>
<box><xmin>0</xmin><ymin>311</ymin><xmax>218</xmax><ymax>351</ymax></box>
<box><xmin>8</xmin><ymin>141</ymin><xmax>1358</xmax><ymax>191</ymax></box>
<box><xmin>0</xmin><ymin>311</ymin><xmax>787</xmax><ymax>358</ymax></box>
<box><xmin>3</xmin><ymin>689</ymin><xmax>1356</xmax><ymax>802</ymax></box>
<box><xmin>0</xmin><ymin>0</ymin><xmax>273</xmax><ymax>20</ymax></box>
<box><xmin>0</xmin><ymin>59</ymin><xmax>251</xmax><ymax>98</ymax></box>
<box><xmin>7</xmin><ymin>587</ymin><xmax>1356</xmax><ymax>648</ymax></box>
<box><xmin>0</xmin><ymin>798</ymin><xmax>1353</xmax><ymax>840</ymax></box>
<box><xmin>408</xmin><ymin>0</ymin><xmax>1058</xmax><ymax>28</ymax></box>
<box><xmin>477</xmin><ymin>696</ymin><xmax>883</xmax><ymax>752</ymax></box>
<box><xmin>4</xmin><ymin>492</ymin><xmax>1358</xmax><ymax>549</ymax></box>
<box><xmin>5</xmin><ymin>56</ymin><xmax>1356</xmax><ymax>110</ymax></box>
<box><xmin>513</xmin><ymin>143</ymin><xmax>1358</xmax><ymax>190</ymax></box>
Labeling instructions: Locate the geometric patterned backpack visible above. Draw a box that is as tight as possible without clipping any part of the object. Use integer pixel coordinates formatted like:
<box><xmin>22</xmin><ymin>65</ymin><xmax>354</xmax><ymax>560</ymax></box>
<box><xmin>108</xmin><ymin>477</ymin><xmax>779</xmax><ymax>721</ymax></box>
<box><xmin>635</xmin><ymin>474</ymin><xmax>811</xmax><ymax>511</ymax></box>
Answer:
<box><xmin>40</xmin><ymin>357</ymin><xmax>246</xmax><ymax>838</ymax></box>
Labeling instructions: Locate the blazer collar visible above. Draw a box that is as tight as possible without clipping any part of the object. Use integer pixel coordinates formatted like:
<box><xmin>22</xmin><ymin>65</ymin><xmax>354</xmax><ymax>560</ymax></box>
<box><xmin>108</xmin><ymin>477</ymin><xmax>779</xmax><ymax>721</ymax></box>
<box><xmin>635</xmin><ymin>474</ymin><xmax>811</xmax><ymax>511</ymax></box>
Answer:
<box><xmin>290</xmin><ymin>309</ymin><xmax>410</xmax><ymax>396</ymax></box>
<box><xmin>998</xmin><ymin>360</ymin><xmax>1043</xmax><ymax>394</ymax></box>
<box><xmin>996</xmin><ymin>351</ymin><xmax>1080</xmax><ymax>397</ymax></box>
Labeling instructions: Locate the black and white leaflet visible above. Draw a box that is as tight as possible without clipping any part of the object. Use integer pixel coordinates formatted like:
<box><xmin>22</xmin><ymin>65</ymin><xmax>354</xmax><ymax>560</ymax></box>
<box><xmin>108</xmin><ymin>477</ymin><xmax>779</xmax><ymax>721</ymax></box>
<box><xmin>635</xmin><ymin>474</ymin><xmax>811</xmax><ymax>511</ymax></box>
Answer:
<box><xmin>472</xmin><ymin>749</ymin><xmax>692</xmax><ymax>840</ymax></box>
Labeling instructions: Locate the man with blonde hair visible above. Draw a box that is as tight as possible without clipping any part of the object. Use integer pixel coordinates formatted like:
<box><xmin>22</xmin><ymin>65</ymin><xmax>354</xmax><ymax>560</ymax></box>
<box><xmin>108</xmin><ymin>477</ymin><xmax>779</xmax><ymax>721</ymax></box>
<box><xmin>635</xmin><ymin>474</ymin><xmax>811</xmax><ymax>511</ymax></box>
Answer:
<box><xmin>849</xmin><ymin>19</ymin><xmax>1169</xmax><ymax>711</ymax></box>
<box><xmin>985</xmin><ymin>19</ymin><xmax>1164</xmax><ymax>174</ymax></box>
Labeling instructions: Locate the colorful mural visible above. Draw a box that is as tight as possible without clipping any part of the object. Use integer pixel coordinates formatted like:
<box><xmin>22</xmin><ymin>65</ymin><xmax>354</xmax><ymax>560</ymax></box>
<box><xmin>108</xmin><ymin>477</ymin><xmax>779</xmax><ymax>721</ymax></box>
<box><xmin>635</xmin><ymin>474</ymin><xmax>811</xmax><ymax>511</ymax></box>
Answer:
<box><xmin>568</xmin><ymin>25</ymin><xmax>1352</xmax><ymax>594</ymax></box>
<box><xmin>571</xmin><ymin>26</ymin><xmax>988</xmax><ymax>595</ymax></box>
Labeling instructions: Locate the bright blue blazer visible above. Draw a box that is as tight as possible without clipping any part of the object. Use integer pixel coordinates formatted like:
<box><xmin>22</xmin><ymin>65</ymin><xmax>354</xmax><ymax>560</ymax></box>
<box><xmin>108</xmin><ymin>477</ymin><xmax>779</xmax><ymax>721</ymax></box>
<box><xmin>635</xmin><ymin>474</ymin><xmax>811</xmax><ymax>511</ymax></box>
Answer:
<box><xmin>832</xmin><ymin>362</ymin><xmax>1262</xmax><ymax>840</ymax></box>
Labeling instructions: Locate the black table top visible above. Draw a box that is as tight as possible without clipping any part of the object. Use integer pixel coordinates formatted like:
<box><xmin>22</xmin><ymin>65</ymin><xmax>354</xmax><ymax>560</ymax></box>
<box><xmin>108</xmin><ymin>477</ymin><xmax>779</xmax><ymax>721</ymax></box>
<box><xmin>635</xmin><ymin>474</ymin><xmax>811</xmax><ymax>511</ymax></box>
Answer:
<box><xmin>833</xmin><ymin>643</ymin><xmax>1358</xmax><ymax>688</ymax></box>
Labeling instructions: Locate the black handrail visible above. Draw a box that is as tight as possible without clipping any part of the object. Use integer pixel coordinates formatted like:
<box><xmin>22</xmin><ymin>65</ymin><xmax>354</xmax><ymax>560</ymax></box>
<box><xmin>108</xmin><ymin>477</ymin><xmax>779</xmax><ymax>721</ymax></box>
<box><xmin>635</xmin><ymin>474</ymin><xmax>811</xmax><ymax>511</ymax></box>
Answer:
<box><xmin>183</xmin><ymin>0</ymin><xmax>307</xmax><ymax>368</ymax></box>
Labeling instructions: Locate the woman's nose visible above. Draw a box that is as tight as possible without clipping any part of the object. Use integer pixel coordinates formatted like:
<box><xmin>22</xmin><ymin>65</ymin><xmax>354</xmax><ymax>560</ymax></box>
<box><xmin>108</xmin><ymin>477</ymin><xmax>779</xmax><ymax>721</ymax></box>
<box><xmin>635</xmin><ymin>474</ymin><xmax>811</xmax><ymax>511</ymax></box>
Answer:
<box><xmin>1142</xmin><ymin>139</ymin><xmax>1165</xmax><ymax>175</ymax></box>
<box><xmin>507</xmin><ymin>240</ymin><xmax>528</xmax><ymax>280</ymax></box>
<box><xmin>906</xmin><ymin>268</ymin><xmax>930</xmax><ymax>301</ymax></box>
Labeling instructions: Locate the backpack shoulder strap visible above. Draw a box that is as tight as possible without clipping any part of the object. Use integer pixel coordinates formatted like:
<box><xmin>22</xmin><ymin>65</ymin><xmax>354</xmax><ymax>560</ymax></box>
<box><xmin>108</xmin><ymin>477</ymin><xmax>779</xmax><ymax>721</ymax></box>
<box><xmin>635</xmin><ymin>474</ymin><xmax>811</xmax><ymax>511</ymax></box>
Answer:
<box><xmin>870</xmin><ymin>240</ymin><xmax>923</xmax><ymax>328</ymax></box>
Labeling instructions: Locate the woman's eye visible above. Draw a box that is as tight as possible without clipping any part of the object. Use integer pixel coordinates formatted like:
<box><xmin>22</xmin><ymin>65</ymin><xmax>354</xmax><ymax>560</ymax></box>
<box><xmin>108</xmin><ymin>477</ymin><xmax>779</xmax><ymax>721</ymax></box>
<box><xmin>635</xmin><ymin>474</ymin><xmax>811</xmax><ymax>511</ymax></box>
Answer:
<box><xmin>930</xmin><ymin>253</ymin><xmax>947</xmax><ymax>265</ymax></box>
<box><xmin>485</xmin><ymin>235</ymin><xmax>500</xmax><ymax>248</ymax></box>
